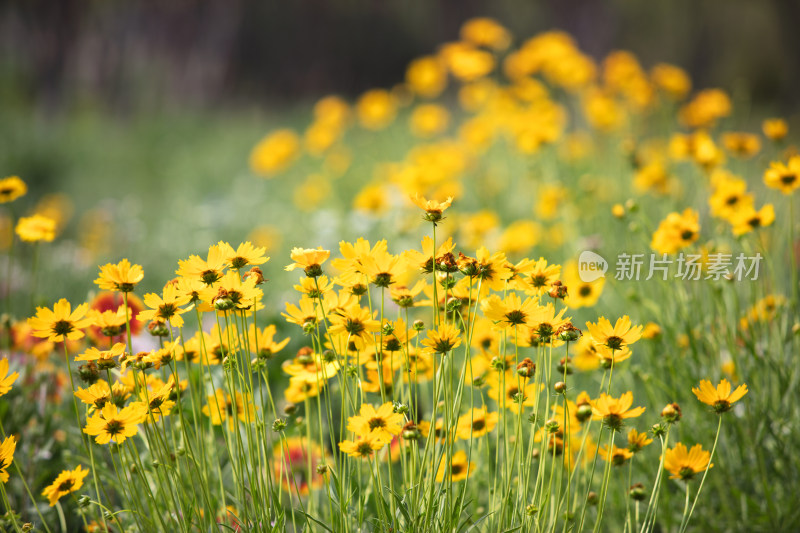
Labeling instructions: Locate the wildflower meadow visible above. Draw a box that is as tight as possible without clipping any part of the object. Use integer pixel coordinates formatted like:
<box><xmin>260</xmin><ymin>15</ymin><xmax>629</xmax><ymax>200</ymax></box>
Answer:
<box><xmin>1</xmin><ymin>14</ymin><xmax>799</xmax><ymax>533</ymax></box>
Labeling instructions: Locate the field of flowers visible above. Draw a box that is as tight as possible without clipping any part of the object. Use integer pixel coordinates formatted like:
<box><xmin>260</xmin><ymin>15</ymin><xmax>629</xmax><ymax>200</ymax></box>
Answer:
<box><xmin>1</xmin><ymin>17</ymin><xmax>798</xmax><ymax>533</ymax></box>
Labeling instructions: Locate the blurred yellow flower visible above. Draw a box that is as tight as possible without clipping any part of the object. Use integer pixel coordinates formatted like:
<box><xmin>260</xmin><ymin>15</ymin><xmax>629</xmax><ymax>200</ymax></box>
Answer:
<box><xmin>249</xmin><ymin>129</ymin><xmax>301</xmax><ymax>177</ymax></box>
<box><xmin>0</xmin><ymin>176</ymin><xmax>26</xmax><ymax>203</ymax></box>
<box><xmin>15</xmin><ymin>214</ymin><xmax>56</xmax><ymax>242</ymax></box>
<box><xmin>357</xmin><ymin>89</ymin><xmax>397</xmax><ymax>130</ymax></box>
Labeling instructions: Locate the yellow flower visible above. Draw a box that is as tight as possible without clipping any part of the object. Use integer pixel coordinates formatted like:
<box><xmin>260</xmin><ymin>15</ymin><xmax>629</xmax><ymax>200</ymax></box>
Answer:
<box><xmin>421</xmin><ymin>323</ymin><xmax>462</xmax><ymax>355</ymax></box>
<box><xmin>456</xmin><ymin>408</ymin><xmax>498</xmax><ymax>439</ymax></box>
<box><xmin>410</xmin><ymin>104</ymin><xmax>450</xmax><ymax>138</ymax></box>
<box><xmin>481</xmin><ymin>293</ymin><xmax>539</xmax><ymax>330</ymax></box>
<box><xmin>356</xmin><ymin>89</ymin><xmax>397</xmax><ymax>130</ymax></box>
<box><xmin>650</xmin><ymin>63</ymin><xmax>691</xmax><ymax>100</ymax></box>
<box><xmin>405</xmin><ymin>56</ymin><xmax>447</xmax><ymax>98</ymax></box>
<box><xmin>627</xmin><ymin>428</ymin><xmax>653</xmax><ymax>452</ymax></box>
<box><xmin>440</xmin><ymin>42</ymin><xmax>495</xmax><ymax>82</ymax></box>
<box><xmin>0</xmin><ymin>436</ymin><xmax>17</xmax><ymax>483</ymax></box>
<box><xmin>599</xmin><ymin>444</ymin><xmax>634</xmax><ymax>466</ymax></box>
<box><xmin>339</xmin><ymin>433</ymin><xmax>387</xmax><ymax>458</ymax></box>
<box><xmin>95</xmin><ymin>259</ymin><xmax>144</xmax><ymax>292</ymax></box>
<box><xmin>435</xmin><ymin>450</ymin><xmax>475</xmax><ymax>482</ymax></box>
<box><xmin>273</xmin><ymin>437</ymin><xmax>330</xmax><ymax>494</ymax></box>
<box><xmin>722</xmin><ymin>132</ymin><xmax>761</xmax><ymax>158</ymax></box>
<box><xmin>663</xmin><ymin>443</ymin><xmax>713</xmax><ymax>481</ymax></box>
<box><xmin>650</xmin><ymin>208</ymin><xmax>700</xmax><ymax>254</ymax></box>
<box><xmin>563</xmin><ymin>261</ymin><xmax>604</xmax><ymax>309</ymax></box>
<box><xmin>764</xmin><ymin>156</ymin><xmax>800</xmax><ymax>195</ymax></box>
<box><xmin>590</xmin><ymin>392</ymin><xmax>645</xmax><ymax>430</ymax></box>
<box><xmin>15</xmin><ymin>214</ymin><xmax>56</xmax><ymax>242</ymax></box>
<box><xmin>75</xmin><ymin>343</ymin><xmax>126</xmax><ymax>370</ymax></box>
<box><xmin>220</xmin><ymin>241</ymin><xmax>269</xmax><ymax>269</ymax></box>
<box><xmin>347</xmin><ymin>402</ymin><xmax>404</xmax><ymax>442</ymax></box>
<box><xmin>285</xmin><ymin>247</ymin><xmax>330</xmax><ymax>277</ymax></box>
<box><xmin>137</xmin><ymin>283</ymin><xmax>192</xmax><ymax>328</ymax></box>
<box><xmin>202</xmin><ymin>390</ymin><xmax>257</xmax><ymax>431</ymax></box>
<box><xmin>762</xmin><ymin>118</ymin><xmax>788</xmax><ymax>141</ymax></box>
<box><xmin>0</xmin><ymin>176</ymin><xmax>27</xmax><ymax>203</ymax></box>
<box><xmin>328</xmin><ymin>305</ymin><xmax>381</xmax><ymax>344</ymax></box>
<box><xmin>460</xmin><ymin>17</ymin><xmax>511</xmax><ymax>51</ymax></box>
<box><xmin>410</xmin><ymin>192</ymin><xmax>453</xmax><ymax>223</ymax></box>
<box><xmin>691</xmin><ymin>378</ymin><xmax>748</xmax><ymax>414</ymax></box>
<box><xmin>83</xmin><ymin>403</ymin><xmax>147</xmax><ymax>445</ymax></box>
<box><xmin>585</xmin><ymin>315</ymin><xmax>642</xmax><ymax>352</ymax></box>
<box><xmin>28</xmin><ymin>299</ymin><xmax>92</xmax><ymax>343</ymax></box>
<box><xmin>730</xmin><ymin>204</ymin><xmax>775</xmax><ymax>236</ymax></box>
<box><xmin>0</xmin><ymin>358</ymin><xmax>19</xmax><ymax>396</ymax></box>
<box><xmin>42</xmin><ymin>465</ymin><xmax>89</xmax><ymax>506</ymax></box>
<box><xmin>249</xmin><ymin>129</ymin><xmax>300</xmax><ymax>177</ymax></box>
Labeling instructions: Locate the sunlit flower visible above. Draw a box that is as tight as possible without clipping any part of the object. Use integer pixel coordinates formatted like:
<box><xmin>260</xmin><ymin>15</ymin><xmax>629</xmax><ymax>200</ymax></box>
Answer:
<box><xmin>730</xmin><ymin>204</ymin><xmax>775</xmax><ymax>236</ymax></box>
<box><xmin>663</xmin><ymin>443</ymin><xmax>713</xmax><ymax>481</ymax></box>
<box><xmin>421</xmin><ymin>323</ymin><xmax>462</xmax><ymax>355</ymax></box>
<box><xmin>410</xmin><ymin>193</ymin><xmax>453</xmax><ymax>223</ymax></box>
<box><xmin>692</xmin><ymin>378</ymin><xmax>748</xmax><ymax>414</ymax></box>
<box><xmin>42</xmin><ymin>465</ymin><xmax>89</xmax><ymax>506</ymax></box>
<box><xmin>83</xmin><ymin>403</ymin><xmax>147</xmax><ymax>445</ymax></box>
<box><xmin>28</xmin><ymin>299</ymin><xmax>92</xmax><ymax>343</ymax></box>
<box><xmin>627</xmin><ymin>428</ymin><xmax>653</xmax><ymax>452</ymax></box>
<box><xmin>0</xmin><ymin>436</ymin><xmax>17</xmax><ymax>483</ymax></box>
<box><xmin>456</xmin><ymin>408</ymin><xmax>498</xmax><ymax>439</ymax></box>
<box><xmin>339</xmin><ymin>433</ymin><xmax>387</xmax><ymax>458</ymax></box>
<box><xmin>15</xmin><ymin>214</ymin><xmax>56</xmax><ymax>242</ymax></box>
<box><xmin>250</xmin><ymin>129</ymin><xmax>300</xmax><ymax>177</ymax></box>
<box><xmin>762</xmin><ymin>118</ymin><xmax>788</xmax><ymax>142</ymax></box>
<box><xmin>356</xmin><ymin>89</ymin><xmax>397</xmax><ymax>130</ymax></box>
<box><xmin>347</xmin><ymin>402</ymin><xmax>404</xmax><ymax>442</ymax></box>
<box><xmin>764</xmin><ymin>156</ymin><xmax>800</xmax><ymax>195</ymax></box>
<box><xmin>176</xmin><ymin>243</ymin><xmax>228</xmax><ymax>285</ymax></box>
<box><xmin>435</xmin><ymin>450</ymin><xmax>476</xmax><ymax>482</ymax></box>
<box><xmin>0</xmin><ymin>176</ymin><xmax>27</xmax><ymax>203</ymax></box>
<box><xmin>405</xmin><ymin>56</ymin><xmax>447</xmax><ymax>98</ymax></box>
<box><xmin>285</xmin><ymin>247</ymin><xmax>331</xmax><ymax>277</ymax></box>
<box><xmin>220</xmin><ymin>241</ymin><xmax>269</xmax><ymax>269</ymax></box>
<box><xmin>586</xmin><ymin>316</ymin><xmax>642</xmax><ymax>353</ymax></box>
<box><xmin>0</xmin><ymin>358</ymin><xmax>19</xmax><ymax>396</ymax></box>
<box><xmin>137</xmin><ymin>284</ymin><xmax>192</xmax><ymax>327</ymax></box>
<box><xmin>202</xmin><ymin>390</ymin><xmax>258</xmax><ymax>431</ymax></box>
<box><xmin>650</xmin><ymin>209</ymin><xmax>700</xmax><ymax>254</ymax></box>
<box><xmin>599</xmin><ymin>444</ymin><xmax>633</xmax><ymax>466</ymax></box>
<box><xmin>590</xmin><ymin>392</ymin><xmax>645</xmax><ymax>430</ymax></box>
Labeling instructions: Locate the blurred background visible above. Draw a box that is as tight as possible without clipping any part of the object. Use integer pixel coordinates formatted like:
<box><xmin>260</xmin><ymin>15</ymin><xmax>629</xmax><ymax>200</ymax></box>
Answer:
<box><xmin>1</xmin><ymin>0</ymin><xmax>799</xmax><ymax>300</ymax></box>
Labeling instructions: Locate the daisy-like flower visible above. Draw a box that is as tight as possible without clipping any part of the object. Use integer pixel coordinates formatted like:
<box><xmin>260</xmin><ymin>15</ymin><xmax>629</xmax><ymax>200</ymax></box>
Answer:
<box><xmin>762</xmin><ymin>118</ymin><xmax>788</xmax><ymax>141</ymax></box>
<box><xmin>242</xmin><ymin>324</ymin><xmax>291</xmax><ymax>361</ymax></box>
<box><xmin>519</xmin><ymin>257</ymin><xmax>561</xmax><ymax>295</ymax></box>
<box><xmin>282</xmin><ymin>296</ymin><xmax>322</xmax><ymax>328</ymax></box>
<box><xmin>220</xmin><ymin>241</ymin><xmax>269</xmax><ymax>269</ymax></box>
<box><xmin>176</xmin><ymin>243</ymin><xmax>228</xmax><ymax>285</ymax></box>
<box><xmin>75</xmin><ymin>381</ymin><xmax>128</xmax><ymax>411</ymax></box>
<box><xmin>650</xmin><ymin>208</ymin><xmax>700</xmax><ymax>254</ymax></box>
<box><xmin>15</xmin><ymin>214</ymin><xmax>56</xmax><ymax>242</ymax></box>
<box><xmin>0</xmin><ymin>436</ymin><xmax>17</xmax><ymax>483</ymax></box>
<box><xmin>94</xmin><ymin>259</ymin><xmax>144</xmax><ymax>293</ymax></box>
<box><xmin>470</xmin><ymin>247</ymin><xmax>513</xmax><ymax>291</ymax></box>
<box><xmin>590</xmin><ymin>391</ymin><xmax>646</xmax><ymax>430</ymax></box>
<box><xmin>0</xmin><ymin>176</ymin><xmax>27</xmax><ymax>203</ymax></box>
<box><xmin>627</xmin><ymin>428</ymin><xmax>653</xmax><ymax>452</ymax></box>
<box><xmin>83</xmin><ymin>403</ymin><xmax>148</xmax><ymax>445</ymax></box>
<box><xmin>389</xmin><ymin>280</ymin><xmax>428</xmax><ymax>308</ymax></box>
<box><xmin>435</xmin><ymin>450</ymin><xmax>475</xmax><ymax>482</ymax></box>
<box><xmin>284</xmin><ymin>375</ymin><xmax>324</xmax><ymax>403</ymax></box>
<box><xmin>28</xmin><ymin>299</ymin><xmax>92</xmax><ymax>343</ymax></box>
<box><xmin>202</xmin><ymin>390</ymin><xmax>257</xmax><ymax>431</ymax></box>
<box><xmin>285</xmin><ymin>247</ymin><xmax>330</xmax><ymax>277</ymax></box>
<box><xmin>481</xmin><ymin>293</ymin><xmax>539</xmax><ymax>330</ymax></box>
<box><xmin>456</xmin><ymin>408</ymin><xmax>499</xmax><ymax>439</ymax></box>
<box><xmin>0</xmin><ymin>358</ymin><xmax>19</xmax><ymax>396</ymax></box>
<box><xmin>599</xmin><ymin>444</ymin><xmax>634</xmax><ymax>466</ymax></box>
<box><xmin>421</xmin><ymin>323</ymin><xmax>463</xmax><ymax>355</ymax></box>
<box><xmin>585</xmin><ymin>316</ymin><xmax>643</xmax><ymax>352</ymax></box>
<box><xmin>487</xmin><ymin>379</ymin><xmax>541</xmax><ymax>414</ymax></box>
<box><xmin>199</xmin><ymin>271</ymin><xmax>263</xmax><ymax>312</ymax></box>
<box><xmin>402</xmin><ymin>236</ymin><xmax>456</xmax><ymax>273</ymax></box>
<box><xmin>361</xmin><ymin>249</ymin><xmax>406</xmax><ymax>288</ymax></box>
<box><xmin>410</xmin><ymin>192</ymin><xmax>453</xmax><ymax>223</ymax></box>
<box><xmin>663</xmin><ymin>442</ymin><xmax>713</xmax><ymax>480</ymax></box>
<box><xmin>692</xmin><ymin>378</ymin><xmax>748</xmax><ymax>414</ymax></box>
<box><xmin>75</xmin><ymin>343</ymin><xmax>126</xmax><ymax>370</ymax></box>
<box><xmin>764</xmin><ymin>156</ymin><xmax>800</xmax><ymax>195</ymax></box>
<box><xmin>332</xmin><ymin>238</ymin><xmax>388</xmax><ymax>277</ymax></box>
<box><xmin>294</xmin><ymin>275</ymin><xmax>334</xmax><ymax>298</ymax></box>
<box><xmin>347</xmin><ymin>402</ymin><xmax>404</xmax><ymax>442</ymax></box>
<box><xmin>339</xmin><ymin>433</ymin><xmax>387</xmax><ymax>458</ymax></box>
<box><xmin>730</xmin><ymin>204</ymin><xmax>775</xmax><ymax>236</ymax></box>
<box><xmin>328</xmin><ymin>305</ymin><xmax>381</xmax><ymax>344</ymax></box>
<box><xmin>42</xmin><ymin>465</ymin><xmax>89</xmax><ymax>506</ymax></box>
<box><xmin>137</xmin><ymin>283</ymin><xmax>192</xmax><ymax>328</ymax></box>
<box><xmin>563</xmin><ymin>261</ymin><xmax>605</xmax><ymax>309</ymax></box>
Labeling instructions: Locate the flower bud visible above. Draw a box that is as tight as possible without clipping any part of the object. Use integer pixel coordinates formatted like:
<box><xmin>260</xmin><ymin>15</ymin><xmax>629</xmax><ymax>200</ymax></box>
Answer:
<box><xmin>413</xmin><ymin>320</ymin><xmax>425</xmax><ymax>331</ymax></box>
<box><xmin>554</xmin><ymin>381</ymin><xmax>567</xmax><ymax>394</ymax></box>
<box><xmin>148</xmin><ymin>320</ymin><xmax>169</xmax><ymax>337</ymax></box>
<box><xmin>576</xmin><ymin>404</ymin><xmax>593</xmax><ymax>422</ymax></box>
<box><xmin>316</xmin><ymin>464</ymin><xmax>329</xmax><ymax>475</ymax></box>
<box><xmin>629</xmin><ymin>483</ymin><xmax>647</xmax><ymax>501</ymax></box>
<box><xmin>516</xmin><ymin>358</ymin><xmax>535</xmax><ymax>377</ymax></box>
<box><xmin>661</xmin><ymin>402</ymin><xmax>681</xmax><ymax>423</ymax></box>
<box><xmin>587</xmin><ymin>491</ymin><xmax>598</xmax><ymax>505</ymax></box>
<box><xmin>283</xmin><ymin>403</ymin><xmax>298</xmax><ymax>416</ymax></box>
<box><xmin>272</xmin><ymin>419</ymin><xmax>288</xmax><ymax>432</ymax></box>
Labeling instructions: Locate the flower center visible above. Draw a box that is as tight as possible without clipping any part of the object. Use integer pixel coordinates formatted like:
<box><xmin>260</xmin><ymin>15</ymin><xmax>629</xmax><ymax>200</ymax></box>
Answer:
<box><xmin>368</xmin><ymin>417</ymin><xmax>386</xmax><ymax>430</ymax></box>
<box><xmin>53</xmin><ymin>320</ymin><xmax>74</xmax><ymax>337</ymax></box>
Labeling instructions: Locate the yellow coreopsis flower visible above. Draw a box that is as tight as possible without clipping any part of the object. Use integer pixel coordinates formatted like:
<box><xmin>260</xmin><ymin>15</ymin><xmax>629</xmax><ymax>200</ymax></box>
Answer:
<box><xmin>356</xmin><ymin>89</ymin><xmax>397</xmax><ymax>130</ymax></box>
<box><xmin>42</xmin><ymin>465</ymin><xmax>89</xmax><ymax>506</ymax></box>
<box><xmin>762</xmin><ymin>118</ymin><xmax>788</xmax><ymax>141</ymax></box>
<box><xmin>599</xmin><ymin>444</ymin><xmax>634</xmax><ymax>466</ymax></box>
<box><xmin>586</xmin><ymin>316</ymin><xmax>643</xmax><ymax>352</ymax></box>
<box><xmin>590</xmin><ymin>391</ymin><xmax>645</xmax><ymax>430</ymax></box>
<box><xmin>421</xmin><ymin>323</ymin><xmax>462</xmax><ymax>355</ymax></box>
<box><xmin>15</xmin><ymin>214</ymin><xmax>56</xmax><ymax>242</ymax></box>
<box><xmin>730</xmin><ymin>204</ymin><xmax>775</xmax><ymax>236</ymax></box>
<box><xmin>28</xmin><ymin>299</ymin><xmax>92</xmax><ymax>343</ymax></box>
<box><xmin>627</xmin><ymin>428</ymin><xmax>653</xmax><ymax>452</ymax></box>
<box><xmin>692</xmin><ymin>378</ymin><xmax>748</xmax><ymax>414</ymax></box>
<box><xmin>220</xmin><ymin>241</ymin><xmax>269</xmax><ymax>269</ymax></box>
<box><xmin>0</xmin><ymin>358</ymin><xmax>19</xmax><ymax>396</ymax></box>
<box><xmin>481</xmin><ymin>293</ymin><xmax>539</xmax><ymax>330</ymax></box>
<box><xmin>339</xmin><ymin>433</ymin><xmax>387</xmax><ymax>458</ymax></box>
<box><xmin>0</xmin><ymin>436</ymin><xmax>16</xmax><ymax>483</ymax></box>
<box><xmin>763</xmin><ymin>156</ymin><xmax>800</xmax><ymax>195</ymax></box>
<box><xmin>460</xmin><ymin>17</ymin><xmax>511</xmax><ymax>51</ymax></box>
<box><xmin>456</xmin><ymin>408</ymin><xmax>499</xmax><ymax>439</ymax></box>
<box><xmin>410</xmin><ymin>193</ymin><xmax>454</xmax><ymax>223</ymax></box>
<box><xmin>347</xmin><ymin>402</ymin><xmax>404</xmax><ymax>442</ymax></box>
<box><xmin>95</xmin><ymin>259</ymin><xmax>144</xmax><ymax>293</ymax></box>
<box><xmin>249</xmin><ymin>129</ymin><xmax>300</xmax><ymax>177</ymax></box>
<box><xmin>435</xmin><ymin>450</ymin><xmax>476</xmax><ymax>482</ymax></box>
<box><xmin>663</xmin><ymin>442</ymin><xmax>713</xmax><ymax>481</ymax></box>
<box><xmin>0</xmin><ymin>176</ymin><xmax>27</xmax><ymax>203</ymax></box>
<box><xmin>83</xmin><ymin>403</ymin><xmax>147</xmax><ymax>445</ymax></box>
<box><xmin>405</xmin><ymin>55</ymin><xmax>447</xmax><ymax>98</ymax></box>
<box><xmin>137</xmin><ymin>284</ymin><xmax>192</xmax><ymax>327</ymax></box>
<box><xmin>285</xmin><ymin>247</ymin><xmax>331</xmax><ymax>277</ymax></box>
<box><xmin>650</xmin><ymin>208</ymin><xmax>700</xmax><ymax>254</ymax></box>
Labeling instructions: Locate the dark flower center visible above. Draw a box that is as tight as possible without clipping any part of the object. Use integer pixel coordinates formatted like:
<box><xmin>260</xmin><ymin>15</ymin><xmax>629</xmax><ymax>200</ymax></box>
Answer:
<box><xmin>579</xmin><ymin>286</ymin><xmax>592</xmax><ymax>297</ymax></box>
<box><xmin>472</xmin><ymin>419</ymin><xmax>486</xmax><ymax>431</ymax></box>
<box><xmin>680</xmin><ymin>230</ymin><xmax>695</xmax><ymax>241</ymax></box>
<box><xmin>368</xmin><ymin>417</ymin><xmax>386</xmax><ymax>430</ymax></box>
<box><xmin>105</xmin><ymin>420</ymin><xmax>124</xmax><ymax>436</ymax></box>
<box><xmin>606</xmin><ymin>336</ymin><xmax>624</xmax><ymax>350</ymax></box>
<box><xmin>53</xmin><ymin>320</ymin><xmax>74</xmax><ymax>336</ymax></box>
